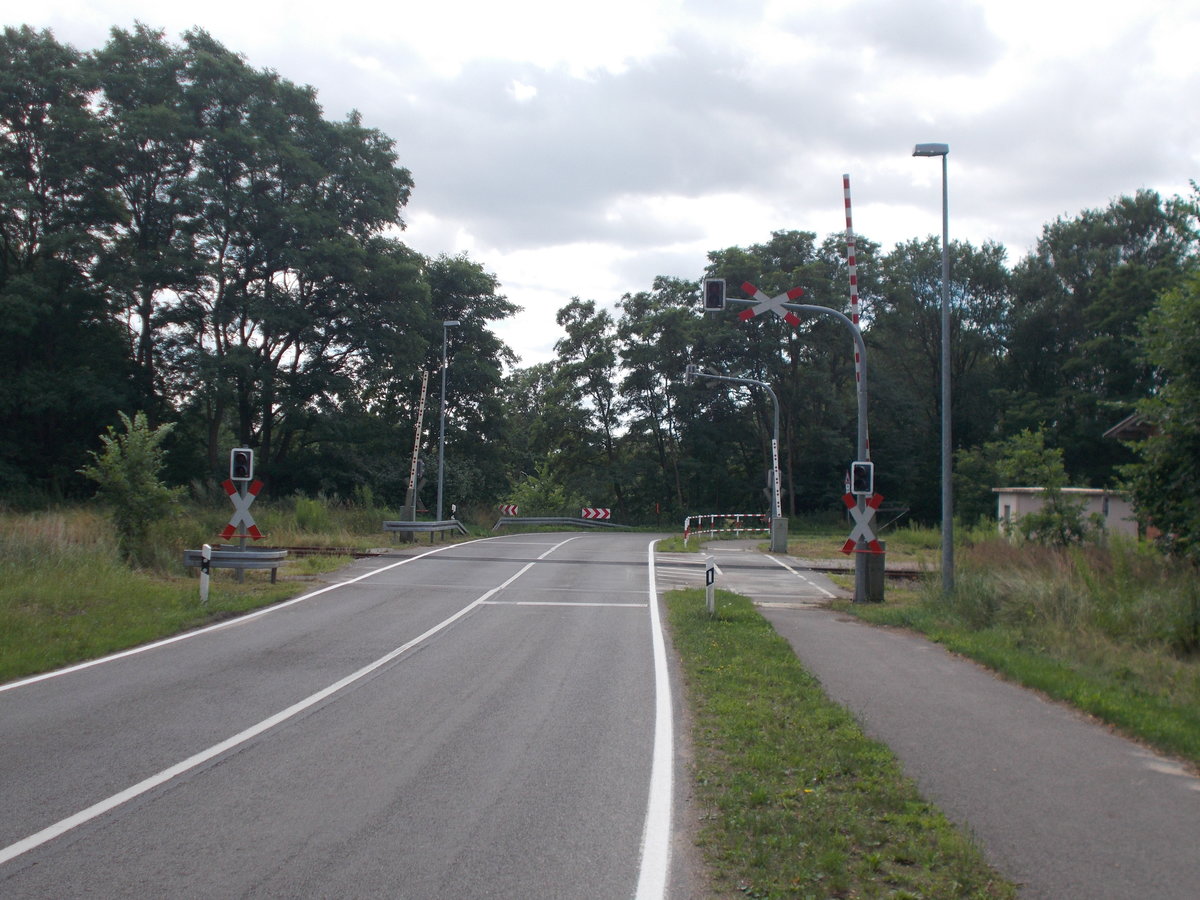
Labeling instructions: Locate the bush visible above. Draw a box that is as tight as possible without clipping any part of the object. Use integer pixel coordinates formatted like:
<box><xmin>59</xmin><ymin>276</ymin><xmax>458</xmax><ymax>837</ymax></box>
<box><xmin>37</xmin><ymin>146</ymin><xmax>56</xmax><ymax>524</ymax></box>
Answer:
<box><xmin>294</xmin><ymin>496</ymin><xmax>333</xmax><ymax>533</ymax></box>
<box><xmin>79</xmin><ymin>412</ymin><xmax>183</xmax><ymax>566</ymax></box>
<box><xmin>1010</xmin><ymin>490</ymin><xmax>1106</xmax><ymax>546</ymax></box>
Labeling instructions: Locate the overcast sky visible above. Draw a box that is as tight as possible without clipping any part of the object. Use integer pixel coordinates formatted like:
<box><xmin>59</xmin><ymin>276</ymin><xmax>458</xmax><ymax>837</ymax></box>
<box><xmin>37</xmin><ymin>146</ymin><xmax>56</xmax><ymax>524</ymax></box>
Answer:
<box><xmin>10</xmin><ymin>0</ymin><xmax>1199</xmax><ymax>365</ymax></box>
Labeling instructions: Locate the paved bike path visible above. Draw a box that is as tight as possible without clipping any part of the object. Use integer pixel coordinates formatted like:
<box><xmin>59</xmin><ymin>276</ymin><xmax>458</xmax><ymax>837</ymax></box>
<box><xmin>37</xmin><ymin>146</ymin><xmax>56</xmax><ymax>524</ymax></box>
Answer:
<box><xmin>682</xmin><ymin>544</ymin><xmax>1200</xmax><ymax>899</ymax></box>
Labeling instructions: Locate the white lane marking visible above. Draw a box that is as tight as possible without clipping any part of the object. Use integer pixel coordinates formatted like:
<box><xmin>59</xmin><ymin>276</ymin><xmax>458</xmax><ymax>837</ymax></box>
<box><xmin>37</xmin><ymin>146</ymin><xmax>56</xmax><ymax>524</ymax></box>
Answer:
<box><xmin>481</xmin><ymin>600</ymin><xmax>646</xmax><ymax>608</ymax></box>
<box><xmin>766</xmin><ymin>554</ymin><xmax>838</xmax><ymax>599</ymax></box>
<box><xmin>634</xmin><ymin>539</ymin><xmax>674</xmax><ymax>900</ymax></box>
<box><xmin>0</xmin><ymin>537</ymin><xmax>579</xmax><ymax>867</ymax></box>
<box><xmin>486</xmin><ymin>585</ymin><xmax>648</xmax><ymax>597</ymax></box>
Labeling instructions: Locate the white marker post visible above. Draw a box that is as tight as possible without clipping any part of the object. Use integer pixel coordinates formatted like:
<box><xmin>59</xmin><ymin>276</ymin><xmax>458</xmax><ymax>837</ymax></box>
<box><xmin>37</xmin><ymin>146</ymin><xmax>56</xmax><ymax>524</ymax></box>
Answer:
<box><xmin>705</xmin><ymin>555</ymin><xmax>716</xmax><ymax>616</ymax></box>
<box><xmin>200</xmin><ymin>543</ymin><xmax>212</xmax><ymax>605</ymax></box>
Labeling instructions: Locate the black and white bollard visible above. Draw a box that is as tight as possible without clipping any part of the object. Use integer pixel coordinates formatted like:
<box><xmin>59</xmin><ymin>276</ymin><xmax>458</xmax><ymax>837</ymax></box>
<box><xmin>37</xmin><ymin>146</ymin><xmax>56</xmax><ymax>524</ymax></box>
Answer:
<box><xmin>705</xmin><ymin>555</ymin><xmax>716</xmax><ymax>616</ymax></box>
<box><xmin>199</xmin><ymin>543</ymin><xmax>212</xmax><ymax>605</ymax></box>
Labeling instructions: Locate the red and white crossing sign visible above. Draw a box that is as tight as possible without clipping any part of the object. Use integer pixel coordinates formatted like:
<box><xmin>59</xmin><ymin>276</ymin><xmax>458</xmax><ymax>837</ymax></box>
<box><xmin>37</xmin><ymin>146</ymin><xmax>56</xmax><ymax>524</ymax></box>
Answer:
<box><xmin>221</xmin><ymin>478</ymin><xmax>265</xmax><ymax>541</ymax></box>
<box><xmin>499</xmin><ymin>504</ymin><xmax>518</xmax><ymax>516</ymax></box>
<box><xmin>581</xmin><ymin>507</ymin><xmax>611</xmax><ymax>520</ymax></box>
<box><xmin>737</xmin><ymin>281</ymin><xmax>804</xmax><ymax>327</ymax></box>
<box><xmin>841</xmin><ymin>491</ymin><xmax>884</xmax><ymax>554</ymax></box>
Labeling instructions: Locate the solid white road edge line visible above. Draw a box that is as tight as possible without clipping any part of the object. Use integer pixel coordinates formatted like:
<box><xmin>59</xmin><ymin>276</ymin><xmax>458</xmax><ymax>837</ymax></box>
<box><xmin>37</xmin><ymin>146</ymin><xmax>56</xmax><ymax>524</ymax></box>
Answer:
<box><xmin>634</xmin><ymin>539</ymin><xmax>674</xmax><ymax>900</ymax></box>
<box><xmin>0</xmin><ymin>537</ymin><xmax>579</xmax><ymax>867</ymax></box>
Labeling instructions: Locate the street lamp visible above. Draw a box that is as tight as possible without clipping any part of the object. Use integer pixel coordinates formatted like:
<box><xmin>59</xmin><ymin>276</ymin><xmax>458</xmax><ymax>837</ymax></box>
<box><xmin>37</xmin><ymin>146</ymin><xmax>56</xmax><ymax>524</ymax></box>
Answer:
<box><xmin>437</xmin><ymin>320</ymin><xmax>461</xmax><ymax>521</ymax></box>
<box><xmin>912</xmin><ymin>141</ymin><xmax>953</xmax><ymax>594</ymax></box>
<box><xmin>685</xmin><ymin>365</ymin><xmax>786</xmax><ymax>553</ymax></box>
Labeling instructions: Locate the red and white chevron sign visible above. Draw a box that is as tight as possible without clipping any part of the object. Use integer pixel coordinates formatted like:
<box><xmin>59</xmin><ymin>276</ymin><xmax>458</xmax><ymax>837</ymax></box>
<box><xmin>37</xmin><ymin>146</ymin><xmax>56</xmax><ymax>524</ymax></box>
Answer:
<box><xmin>581</xmin><ymin>507</ymin><xmax>611</xmax><ymax>520</ymax></box>
<box><xmin>499</xmin><ymin>504</ymin><xmax>518</xmax><ymax>516</ymax></box>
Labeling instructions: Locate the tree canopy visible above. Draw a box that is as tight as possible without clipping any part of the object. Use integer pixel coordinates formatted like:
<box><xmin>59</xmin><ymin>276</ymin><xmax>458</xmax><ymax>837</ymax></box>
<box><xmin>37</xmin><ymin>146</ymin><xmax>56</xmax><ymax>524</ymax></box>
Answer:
<box><xmin>4</xmin><ymin>23</ymin><xmax>1200</xmax><ymax>557</ymax></box>
<box><xmin>1</xmin><ymin>24</ymin><xmax>514</xmax><ymax>505</ymax></box>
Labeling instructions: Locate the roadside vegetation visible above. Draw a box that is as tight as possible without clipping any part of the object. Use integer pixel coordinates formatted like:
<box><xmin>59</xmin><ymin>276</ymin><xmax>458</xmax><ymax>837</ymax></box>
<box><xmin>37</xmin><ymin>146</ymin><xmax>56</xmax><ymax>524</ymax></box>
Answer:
<box><xmin>0</xmin><ymin>500</ymin><xmax>463</xmax><ymax>685</ymax></box>
<box><xmin>678</xmin><ymin>512</ymin><xmax>1200</xmax><ymax>771</ymax></box>
<box><xmin>846</xmin><ymin>531</ymin><xmax>1200</xmax><ymax>768</ymax></box>
<box><xmin>667</xmin><ymin>586</ymin><xmax>1016</xmax><ymax>898</ymax></box>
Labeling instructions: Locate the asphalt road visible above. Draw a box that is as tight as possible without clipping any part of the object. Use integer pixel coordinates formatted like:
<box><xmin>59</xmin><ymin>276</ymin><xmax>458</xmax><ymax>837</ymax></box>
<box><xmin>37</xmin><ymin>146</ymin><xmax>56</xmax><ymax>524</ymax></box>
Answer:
<box><xmin>0</xmin><ymin>533</ymin><xmax>680</xmax><ymax>899</ymax></box>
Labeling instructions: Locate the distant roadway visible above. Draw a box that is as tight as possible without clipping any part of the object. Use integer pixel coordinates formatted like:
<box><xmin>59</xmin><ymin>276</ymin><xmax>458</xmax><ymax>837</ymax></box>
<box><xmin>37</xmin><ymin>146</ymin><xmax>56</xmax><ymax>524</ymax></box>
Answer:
<box><xmin>0</xmin><ymin>533</ymin><xmax>679</xmax><ymax>898</ymax></box>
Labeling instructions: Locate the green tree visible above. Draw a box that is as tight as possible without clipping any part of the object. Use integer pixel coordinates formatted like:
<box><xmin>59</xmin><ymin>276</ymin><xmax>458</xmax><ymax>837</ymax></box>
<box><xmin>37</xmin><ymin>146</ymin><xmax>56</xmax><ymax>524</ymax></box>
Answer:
<box><xmin>423</xmin><ymin>254</ymin><xmax>518</xmax><ymax>511</ymax></box>
<box><xmin>865</xmin><ymin>237</ymin><xmax>1010</xmax><ymax>521</ymax></box>
<box><xmin>91</xmin><ymin>23</ymin><xmax>203</xmax><ymax>413</ymax></box>
<box><xmin>0</xmin><ymin>26</ymin><xmax>133</xmax><ymax>495</ymax></box>
<box><xmin>1124</xmin><ymin>267</ymin><xmax>1200</xmax><ymax>559</ymax></box>
<box><xmin>552</xmin><ymin>298</ymin><xmax>625</xmax><ymax>513</ymax></box>
<box><xmin>699</xmin><ymin>230</ymin><xmax>861</xmax><ymax>517</ymax></box>
<box><xmin>1004</xmin><ymin>190</ymin><xmax>1196</xmax><ymax>485</ymax></box>
<box><xmin>161</xmin><ymin>29</ymin><xmax>423</xmax><ymax>480</ymax></box>
<box><xmin>79</xmin><ymin>411</ymin><xmax>182</xmax><ymax>563</ymax></box>
<box><xmin>616</xmin><ymin>277</ymin><xmax>700</xmax><ymax>517</ymax></box>
<box><xmin>507</xmin><ymin>453</ymin><xmax>586</xmax><ymax>517</ymax></box>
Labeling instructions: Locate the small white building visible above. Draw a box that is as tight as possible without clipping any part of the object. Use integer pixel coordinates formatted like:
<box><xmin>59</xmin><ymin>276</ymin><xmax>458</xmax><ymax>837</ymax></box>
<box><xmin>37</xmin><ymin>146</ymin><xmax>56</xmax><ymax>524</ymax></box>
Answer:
<box><xmin>992</xmin><ymin>487</ymin><xmax>1138</xmax><ymax>538</ymax></box>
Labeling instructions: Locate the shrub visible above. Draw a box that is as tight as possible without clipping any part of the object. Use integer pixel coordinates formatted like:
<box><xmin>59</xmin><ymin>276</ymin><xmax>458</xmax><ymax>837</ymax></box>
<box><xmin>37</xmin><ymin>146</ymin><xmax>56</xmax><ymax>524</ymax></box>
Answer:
<box><xmin>79</xmin><ymin>412</ymin><xmax>183</xmax><ymax>565</ymax></box>
<box><xmin>294</xmin><ymin>496</ymin><xmax>333</xmax><ymax>533</ymax></box>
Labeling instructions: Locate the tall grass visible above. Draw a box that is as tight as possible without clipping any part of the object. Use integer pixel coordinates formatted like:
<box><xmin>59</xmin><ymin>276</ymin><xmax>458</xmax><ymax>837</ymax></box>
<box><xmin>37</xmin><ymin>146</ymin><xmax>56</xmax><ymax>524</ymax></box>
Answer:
<box><xmin>0</xmin><ymin>497</ymin><xmax>417</xmax><ymax>684</ymax></box>
<box><xmin>0</xmin><ymin>509</ymin><xmax>295</xmax><ymax>681</ymax></box>
<box><xmin>949</xmin><ymin>538</ymin><xmax>1200</xmax><ymax>656</ymax></box>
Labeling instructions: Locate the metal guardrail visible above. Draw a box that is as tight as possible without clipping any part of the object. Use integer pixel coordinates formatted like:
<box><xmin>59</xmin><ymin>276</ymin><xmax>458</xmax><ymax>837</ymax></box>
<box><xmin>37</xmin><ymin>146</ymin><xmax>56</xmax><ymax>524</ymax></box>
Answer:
<box><xmin>382</xmin><ymin>519</ymin><xmax>468</xmax><ymax>541</ymax></box>
<box><xmin>492</xmin><ymin>516</ymin><xmax>621</xmax><ymax>531</ymax></box>
<box><xmin>182</xmin><ymin>547</ymin><xmax>289</xmax><ymax>583</ymax></box>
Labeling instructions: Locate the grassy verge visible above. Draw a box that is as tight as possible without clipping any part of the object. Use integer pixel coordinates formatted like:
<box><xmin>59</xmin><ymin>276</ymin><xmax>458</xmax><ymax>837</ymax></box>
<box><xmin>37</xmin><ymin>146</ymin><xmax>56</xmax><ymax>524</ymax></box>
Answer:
<box><xmin>667</xmin><ymin>586</ymin><xmax>1015</xmax><ymax>899</ymax></box>
<box><xmin>0</xmin><ymin>505</ymin><xmax>386</xmax><ymax>684</ymax></box>
<box><xmin>0</xmin><ymin>547</ymin><xmax>299</xmax><ymax>684</ymax></box>
<box><xmin>846</xmin><ymin>597</ymin><xmax>1200</xmax><ymax>766</ymax></box>
<box><xmin>785</xmin><ymin>520</ymin><xmax>941</xmax><ymax>565</ymax></box>
<box><xmin>843</xmin><ymin>539</ymin><xmax>1200</xmax><ymax>768</ymax></box>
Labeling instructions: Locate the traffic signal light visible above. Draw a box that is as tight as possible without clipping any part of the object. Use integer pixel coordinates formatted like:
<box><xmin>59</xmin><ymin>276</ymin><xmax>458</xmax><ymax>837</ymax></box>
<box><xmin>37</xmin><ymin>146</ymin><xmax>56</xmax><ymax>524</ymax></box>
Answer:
<box><xmin>703</xmin><ymin>278</ymin><xmax>726</xmax><ymax>311</ymax></box>
<box><xmin>850</xmin><ymin>460</ymin><xmax>874</xmax><ymax>496</ymax></box>
<box><xmin>230</xmin><ymin>448</ymin><xmax>254</xmax><ymax>481</ymax></box>
<box><xmin>685</xmin><ymin>363</ymin><xmax>699</xmax><ymax>385</ymax></box>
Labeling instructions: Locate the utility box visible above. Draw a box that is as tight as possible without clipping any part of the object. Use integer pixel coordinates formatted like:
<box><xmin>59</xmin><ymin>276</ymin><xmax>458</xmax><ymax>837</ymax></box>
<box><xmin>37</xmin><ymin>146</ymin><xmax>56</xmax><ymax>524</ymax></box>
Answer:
<box><xmin>866</xmin><ymin>541</ymin><xmax>886</xmax><ymax>602</ymax></box>
<box><xmin>770</xmin><ymin>516</ymin><xmax>788</xmax><ymax>553</ymax></box>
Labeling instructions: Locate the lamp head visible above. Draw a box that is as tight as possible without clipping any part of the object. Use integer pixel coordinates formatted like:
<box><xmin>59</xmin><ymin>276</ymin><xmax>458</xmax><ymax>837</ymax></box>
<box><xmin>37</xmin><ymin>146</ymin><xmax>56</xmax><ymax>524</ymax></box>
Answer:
<box><xmin>913</xmin><ymin>142</ymin><xmax>950</xmax><ymax>157</ymax></box>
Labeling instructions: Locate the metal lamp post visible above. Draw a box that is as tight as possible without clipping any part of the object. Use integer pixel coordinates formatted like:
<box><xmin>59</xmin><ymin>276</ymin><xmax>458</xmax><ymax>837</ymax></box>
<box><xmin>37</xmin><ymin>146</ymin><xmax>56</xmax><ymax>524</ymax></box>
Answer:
<box><xmin>685</xmin><ymin>365</ymin><xmax>786</xmax><ymax>553</ymax></box>
<box><xmin>912</xmin><ymin>141</ymin><xmax>953</xmax><ymax>594</ymax></box>
<box><xmin>437</xmin><ymin>320</ymin><xmax>460</xmax><ymax>521</ymax></box>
